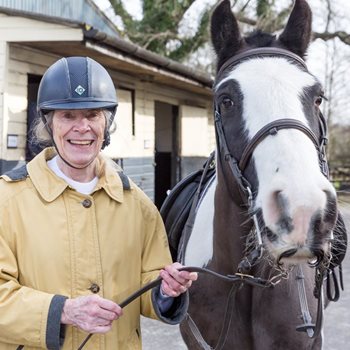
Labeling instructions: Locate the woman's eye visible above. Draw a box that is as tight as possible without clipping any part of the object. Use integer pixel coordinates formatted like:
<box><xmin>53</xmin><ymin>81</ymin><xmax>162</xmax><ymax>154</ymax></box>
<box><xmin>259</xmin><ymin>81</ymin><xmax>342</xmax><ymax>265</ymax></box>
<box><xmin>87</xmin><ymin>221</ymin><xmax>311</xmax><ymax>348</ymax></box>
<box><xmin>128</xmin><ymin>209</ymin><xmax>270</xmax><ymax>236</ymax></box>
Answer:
<box><xmin>87</xmin><ymin>113</ymin><xmax>100</xmax><ymax>120</ymax></box>
<box><xmin>221</xmin><ymin>97</ymin><xmax>234</xmax><ymax>108</ymax></box>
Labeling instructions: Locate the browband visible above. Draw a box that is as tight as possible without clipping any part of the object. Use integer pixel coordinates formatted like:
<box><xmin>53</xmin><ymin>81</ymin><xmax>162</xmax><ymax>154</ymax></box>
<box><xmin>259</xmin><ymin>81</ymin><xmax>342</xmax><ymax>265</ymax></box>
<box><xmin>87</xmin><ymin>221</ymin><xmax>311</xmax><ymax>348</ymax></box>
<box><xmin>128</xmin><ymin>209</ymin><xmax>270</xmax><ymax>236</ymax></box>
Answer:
<box><xmin>215</xmin><ymin>47</ymin><xmax>308</xmax><ymax>83</ymax></box>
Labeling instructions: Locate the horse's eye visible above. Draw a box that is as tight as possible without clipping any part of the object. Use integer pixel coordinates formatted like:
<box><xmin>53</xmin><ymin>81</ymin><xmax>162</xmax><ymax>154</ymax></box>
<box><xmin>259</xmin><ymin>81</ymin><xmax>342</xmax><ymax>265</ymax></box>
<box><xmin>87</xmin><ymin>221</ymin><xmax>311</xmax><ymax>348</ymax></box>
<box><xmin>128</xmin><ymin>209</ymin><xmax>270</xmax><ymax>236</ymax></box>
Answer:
<box><xmin>315</xmin><ymin>96</ymin><xmax>323</xmax><ymax>107</ymax></box>
<box><xmin>221</xmin><ymin>97</ymin><xmax>234</xmax><ymax>109</ymax></box>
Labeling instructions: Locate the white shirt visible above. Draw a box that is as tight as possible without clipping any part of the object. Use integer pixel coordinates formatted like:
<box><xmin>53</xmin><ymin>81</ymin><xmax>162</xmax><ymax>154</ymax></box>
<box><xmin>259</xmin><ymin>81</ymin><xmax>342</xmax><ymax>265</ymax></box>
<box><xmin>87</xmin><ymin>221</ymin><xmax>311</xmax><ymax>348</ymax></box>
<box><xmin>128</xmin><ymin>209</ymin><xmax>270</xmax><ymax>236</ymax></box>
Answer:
<box><xmin>47</xmin><ymin>156</ymin><xmax>98</xmax><ymax>195</ymax></box>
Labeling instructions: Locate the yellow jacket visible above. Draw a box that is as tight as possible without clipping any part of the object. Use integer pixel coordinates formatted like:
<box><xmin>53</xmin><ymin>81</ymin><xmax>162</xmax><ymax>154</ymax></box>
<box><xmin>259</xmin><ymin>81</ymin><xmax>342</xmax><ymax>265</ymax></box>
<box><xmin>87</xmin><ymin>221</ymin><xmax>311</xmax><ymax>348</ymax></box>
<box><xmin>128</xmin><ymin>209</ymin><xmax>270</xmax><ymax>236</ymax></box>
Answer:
<box><xmin>0</xmin><ymin>148</ymin><xmax>187</xmax><ymax>350</ymax></box>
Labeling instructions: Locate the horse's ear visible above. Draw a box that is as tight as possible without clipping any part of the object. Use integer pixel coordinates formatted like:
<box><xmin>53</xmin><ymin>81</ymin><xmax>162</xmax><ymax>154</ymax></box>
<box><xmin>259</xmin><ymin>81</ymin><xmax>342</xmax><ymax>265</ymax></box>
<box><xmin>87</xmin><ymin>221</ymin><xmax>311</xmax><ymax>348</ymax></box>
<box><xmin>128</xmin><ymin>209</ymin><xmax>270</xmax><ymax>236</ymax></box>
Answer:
<box><xmin>211</xmin><ymin>0</ymin><xmax>242</xmax><ymax>70</ymax></box>
<box><xmin>278</xmin><ymin>0</ymin><xmax>312</xmax><ymax>58</ymax></box>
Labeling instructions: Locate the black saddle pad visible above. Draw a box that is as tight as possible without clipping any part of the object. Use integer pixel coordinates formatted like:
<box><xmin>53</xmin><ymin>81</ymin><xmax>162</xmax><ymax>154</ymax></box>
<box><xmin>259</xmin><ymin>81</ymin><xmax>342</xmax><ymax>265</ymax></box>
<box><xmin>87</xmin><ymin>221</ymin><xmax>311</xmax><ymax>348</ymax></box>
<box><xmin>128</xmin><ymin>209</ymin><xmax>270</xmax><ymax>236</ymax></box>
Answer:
<box><xmin>160</xmin><ymin>157</ymin><xmax>215</xmax><ymax>261</ymax></box>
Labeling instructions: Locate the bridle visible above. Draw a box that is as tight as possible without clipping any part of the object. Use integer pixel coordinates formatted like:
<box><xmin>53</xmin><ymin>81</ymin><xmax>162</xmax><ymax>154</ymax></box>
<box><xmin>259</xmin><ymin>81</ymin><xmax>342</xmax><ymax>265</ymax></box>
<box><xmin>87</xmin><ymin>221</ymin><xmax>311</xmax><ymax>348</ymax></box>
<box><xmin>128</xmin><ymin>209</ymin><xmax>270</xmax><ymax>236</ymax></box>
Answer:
<box><xmin>214</xmin><ymin>47</ymin><xmax>330</xmax><ymax>264</ymax></box>
<box><xmin>211</xmin><ymin>46</ymin><xmax>331</xmax><ymax>343</ymax></box>
<box><xmin>214</xmin><ymin>47</ymin><xmax>329</xmax><ymax>207</ymax></box>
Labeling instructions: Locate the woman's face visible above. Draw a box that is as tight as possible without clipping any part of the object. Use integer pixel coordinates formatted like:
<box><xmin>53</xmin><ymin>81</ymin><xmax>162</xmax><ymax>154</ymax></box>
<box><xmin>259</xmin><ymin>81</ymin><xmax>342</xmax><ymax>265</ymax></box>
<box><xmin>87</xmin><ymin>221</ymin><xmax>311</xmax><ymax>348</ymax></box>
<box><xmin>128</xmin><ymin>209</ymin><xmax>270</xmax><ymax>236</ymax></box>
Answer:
<box><xmin>52</xmin><ymin>109</ymin><xmax>106</xmax><ymax>170</ymax></box>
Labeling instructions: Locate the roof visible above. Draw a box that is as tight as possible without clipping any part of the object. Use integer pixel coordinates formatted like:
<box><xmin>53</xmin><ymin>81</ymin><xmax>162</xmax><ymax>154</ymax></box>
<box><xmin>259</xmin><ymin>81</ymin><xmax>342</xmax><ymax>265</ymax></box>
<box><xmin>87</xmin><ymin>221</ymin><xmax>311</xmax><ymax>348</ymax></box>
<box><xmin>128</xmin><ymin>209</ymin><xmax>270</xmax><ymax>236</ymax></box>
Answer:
<box><xmin>0</xmin><ymin>5</ymin><xmax>213</xmax><ymax>96</ymax></box>
<box><xmin>0</xmin><ymin>0</ymin><xmax>119</xmax><ymax>36</ymax></box>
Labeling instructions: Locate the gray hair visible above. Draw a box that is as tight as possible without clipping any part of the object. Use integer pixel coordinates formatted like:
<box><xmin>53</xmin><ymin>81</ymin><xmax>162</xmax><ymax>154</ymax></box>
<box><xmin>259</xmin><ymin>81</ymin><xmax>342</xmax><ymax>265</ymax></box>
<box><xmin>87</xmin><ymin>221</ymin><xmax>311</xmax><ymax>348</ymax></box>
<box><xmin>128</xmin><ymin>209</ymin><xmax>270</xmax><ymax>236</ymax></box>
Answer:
<box><xmin>30</xmin><ymin>109</ymin><xmax>115</xmax><ymax>148</ymax></box>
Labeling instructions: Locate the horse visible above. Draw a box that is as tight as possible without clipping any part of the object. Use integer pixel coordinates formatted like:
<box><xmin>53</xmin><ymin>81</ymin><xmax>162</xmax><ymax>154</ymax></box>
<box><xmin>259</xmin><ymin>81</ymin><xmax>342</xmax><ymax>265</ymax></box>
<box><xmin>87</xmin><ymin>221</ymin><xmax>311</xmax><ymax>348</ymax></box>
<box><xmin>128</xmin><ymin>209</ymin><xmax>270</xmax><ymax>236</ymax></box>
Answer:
<box><xmin>161</xmin><ymin>1</ymin><xmax>347</xmax><ymax>349</ymax></box>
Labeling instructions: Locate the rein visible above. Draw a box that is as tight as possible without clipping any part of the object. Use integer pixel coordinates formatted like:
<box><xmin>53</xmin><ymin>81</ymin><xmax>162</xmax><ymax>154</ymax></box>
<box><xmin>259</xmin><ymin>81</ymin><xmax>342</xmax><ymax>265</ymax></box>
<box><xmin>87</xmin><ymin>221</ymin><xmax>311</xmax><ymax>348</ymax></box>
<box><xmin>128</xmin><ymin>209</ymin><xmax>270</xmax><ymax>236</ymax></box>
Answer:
<box><xmin>77</xmin><ymin>266</ymin><xmax>274</xmax><ymax>350</ymax></box>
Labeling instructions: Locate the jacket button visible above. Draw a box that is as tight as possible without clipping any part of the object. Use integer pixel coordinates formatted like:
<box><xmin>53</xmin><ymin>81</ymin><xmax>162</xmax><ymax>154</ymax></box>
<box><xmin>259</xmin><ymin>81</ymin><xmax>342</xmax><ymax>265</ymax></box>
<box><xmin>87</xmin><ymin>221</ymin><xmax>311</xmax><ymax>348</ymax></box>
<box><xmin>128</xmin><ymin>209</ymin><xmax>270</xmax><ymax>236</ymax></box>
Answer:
<box><xmin>89</xmin><ymin>283</ymin><xmax>100</xmax><ymax>294</ymax></box>
<box><xmin>82</xmin><ymin>199</ymin><xmax>92</xmax><ymax>208</ymax></box>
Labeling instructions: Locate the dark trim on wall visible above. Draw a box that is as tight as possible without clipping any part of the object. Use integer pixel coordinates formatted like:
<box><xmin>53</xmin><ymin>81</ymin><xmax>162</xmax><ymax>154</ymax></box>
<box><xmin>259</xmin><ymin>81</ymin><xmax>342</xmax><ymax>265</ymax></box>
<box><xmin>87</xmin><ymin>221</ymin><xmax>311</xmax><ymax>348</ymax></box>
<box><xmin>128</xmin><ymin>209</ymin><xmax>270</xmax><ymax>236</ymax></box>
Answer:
<box><xmin>0</xmin><ymin>159</ymin><xmax>26</xmax><ymax>175</ymax></box>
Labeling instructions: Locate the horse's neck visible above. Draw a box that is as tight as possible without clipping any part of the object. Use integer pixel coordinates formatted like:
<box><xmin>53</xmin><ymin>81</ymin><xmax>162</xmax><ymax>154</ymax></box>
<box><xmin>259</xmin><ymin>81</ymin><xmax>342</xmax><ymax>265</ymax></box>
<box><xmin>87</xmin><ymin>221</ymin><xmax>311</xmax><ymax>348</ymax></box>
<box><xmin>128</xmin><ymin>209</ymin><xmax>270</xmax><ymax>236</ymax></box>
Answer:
<box><xmin>210</xmin><ymin>178</ymin><xmax>252</xmax><ymax>274</ymax></box>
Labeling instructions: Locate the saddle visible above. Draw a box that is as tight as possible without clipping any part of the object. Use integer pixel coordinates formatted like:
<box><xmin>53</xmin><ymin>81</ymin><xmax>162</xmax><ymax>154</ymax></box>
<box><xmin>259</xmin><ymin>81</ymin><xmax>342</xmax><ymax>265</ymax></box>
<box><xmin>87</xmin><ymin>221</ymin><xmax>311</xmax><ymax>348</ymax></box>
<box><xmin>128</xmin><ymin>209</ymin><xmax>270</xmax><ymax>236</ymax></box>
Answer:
<box><xmin>160</xmin><ymin>152</ymin><xmax>216</xmax><ymax>262</ymax></box>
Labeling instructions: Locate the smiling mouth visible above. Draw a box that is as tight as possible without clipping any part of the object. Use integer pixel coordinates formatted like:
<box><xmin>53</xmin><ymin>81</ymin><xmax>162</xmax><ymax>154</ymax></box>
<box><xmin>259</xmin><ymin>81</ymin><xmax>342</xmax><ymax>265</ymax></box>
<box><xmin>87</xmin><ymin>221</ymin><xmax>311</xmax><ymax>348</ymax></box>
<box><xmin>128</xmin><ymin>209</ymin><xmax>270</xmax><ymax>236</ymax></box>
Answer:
<box><xmin>68</xmin><ymin>140</ymin><xmax>93</xmax><ymax>146</ymax></box>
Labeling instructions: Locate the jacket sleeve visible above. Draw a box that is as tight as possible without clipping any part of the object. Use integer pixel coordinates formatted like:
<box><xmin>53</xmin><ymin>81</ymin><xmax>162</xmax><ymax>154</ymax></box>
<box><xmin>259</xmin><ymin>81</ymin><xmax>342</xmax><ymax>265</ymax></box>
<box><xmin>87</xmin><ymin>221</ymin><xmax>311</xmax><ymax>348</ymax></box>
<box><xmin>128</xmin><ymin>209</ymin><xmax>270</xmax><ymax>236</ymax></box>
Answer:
<box><xmin>140</xmin><ymin>207</ymin><xmax>189</xmax><ymax>324</ymax></box>
<box><xmin>0</xmin><ymin>229</ymin><xmax>66</xmax><ymax>349</ymax></box>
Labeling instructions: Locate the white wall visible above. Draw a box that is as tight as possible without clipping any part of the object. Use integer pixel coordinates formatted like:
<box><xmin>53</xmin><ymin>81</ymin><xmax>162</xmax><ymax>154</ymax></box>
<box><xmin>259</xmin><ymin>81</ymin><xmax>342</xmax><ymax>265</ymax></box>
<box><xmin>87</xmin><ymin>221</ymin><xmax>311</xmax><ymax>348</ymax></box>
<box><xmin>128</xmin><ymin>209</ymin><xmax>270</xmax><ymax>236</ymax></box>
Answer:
<box><xmin>180</xmin><ymin>105</ymin><xmax>211</xmax><ymax>157</ymax></box>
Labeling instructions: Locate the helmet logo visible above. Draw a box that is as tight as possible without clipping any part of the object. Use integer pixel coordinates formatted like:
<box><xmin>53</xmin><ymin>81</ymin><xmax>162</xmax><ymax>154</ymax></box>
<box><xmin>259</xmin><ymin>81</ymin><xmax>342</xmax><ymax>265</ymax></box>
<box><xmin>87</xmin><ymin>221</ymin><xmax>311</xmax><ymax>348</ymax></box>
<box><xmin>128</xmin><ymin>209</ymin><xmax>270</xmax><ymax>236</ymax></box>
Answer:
<box><xmin>75</xmin><ymin>85</ymin><xmax>86</xmax><ymax>95</ymax></box>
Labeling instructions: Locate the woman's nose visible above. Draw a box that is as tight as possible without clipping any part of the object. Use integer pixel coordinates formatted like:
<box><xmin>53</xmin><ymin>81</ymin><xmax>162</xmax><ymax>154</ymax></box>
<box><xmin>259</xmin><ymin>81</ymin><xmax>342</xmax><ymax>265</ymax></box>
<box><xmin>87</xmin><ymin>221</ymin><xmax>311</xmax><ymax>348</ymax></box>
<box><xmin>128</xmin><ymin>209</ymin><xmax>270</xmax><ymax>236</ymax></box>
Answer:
<box><xmin>73</xmin><ymin>117</ymin><xmax>91</xmax><ymax>132</ymax></box>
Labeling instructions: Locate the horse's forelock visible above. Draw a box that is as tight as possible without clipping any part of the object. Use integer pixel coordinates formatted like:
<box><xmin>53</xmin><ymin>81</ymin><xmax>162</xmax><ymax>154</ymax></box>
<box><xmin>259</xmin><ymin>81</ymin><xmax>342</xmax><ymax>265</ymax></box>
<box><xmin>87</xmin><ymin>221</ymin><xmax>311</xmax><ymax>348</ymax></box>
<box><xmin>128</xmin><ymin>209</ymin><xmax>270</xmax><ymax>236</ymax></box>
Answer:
<box><xmin>245</xmin><ymin>31</ymin><xmax>277</xmax><ymax>48</ymax></box>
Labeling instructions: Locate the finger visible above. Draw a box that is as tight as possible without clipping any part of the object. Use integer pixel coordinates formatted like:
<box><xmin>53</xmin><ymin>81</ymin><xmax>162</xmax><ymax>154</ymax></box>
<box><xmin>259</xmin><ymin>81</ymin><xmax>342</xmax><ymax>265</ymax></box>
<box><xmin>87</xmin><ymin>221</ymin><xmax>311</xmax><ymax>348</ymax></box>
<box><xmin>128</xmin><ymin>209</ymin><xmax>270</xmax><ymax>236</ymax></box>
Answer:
<box><xmin>160</xmin><ymin>270</ymin><xmax>184</xmax><ymax>291</ymax></box>
<box><xmin>178</xmin><ymin>271</ymin><xmax>198</xmax><ymax>281</ymax></box>
<box><xmin>161</xmin><ymin>280</ymin><xmax>181</xmax><ymax>297</ymax></box>
<box><xmin>89</xmin><ymin>324</ymin><xmax>113</xmax><ymax>334</ymax></box>
<box><xmin>97</xmin><ymin>298</ymin><xmax>122</xmax><ymax>314</ymax></box>
<box><xmin>95</xmin><ymin>308</ymin><xmax>121</xmax><ymax>321</ymax></box>
<box><xmin>163</xmin><ymin>266</ymin><xmax>187</xmax><ymax>284</ymax></box>
<box><xmin>161</xmin><ymin>273</ymin><xmax>189</xmax><ymax>297</ymax></box>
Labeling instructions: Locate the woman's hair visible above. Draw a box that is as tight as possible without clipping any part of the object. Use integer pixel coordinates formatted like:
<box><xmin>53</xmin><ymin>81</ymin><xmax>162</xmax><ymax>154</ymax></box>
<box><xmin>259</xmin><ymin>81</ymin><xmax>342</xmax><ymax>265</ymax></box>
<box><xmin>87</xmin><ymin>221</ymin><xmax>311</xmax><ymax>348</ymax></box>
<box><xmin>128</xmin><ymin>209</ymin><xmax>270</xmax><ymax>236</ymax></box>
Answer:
<box><xmin>30</xmin><ymin>109</ymin><xmax>114</xmax><ymax>149</ymax></box>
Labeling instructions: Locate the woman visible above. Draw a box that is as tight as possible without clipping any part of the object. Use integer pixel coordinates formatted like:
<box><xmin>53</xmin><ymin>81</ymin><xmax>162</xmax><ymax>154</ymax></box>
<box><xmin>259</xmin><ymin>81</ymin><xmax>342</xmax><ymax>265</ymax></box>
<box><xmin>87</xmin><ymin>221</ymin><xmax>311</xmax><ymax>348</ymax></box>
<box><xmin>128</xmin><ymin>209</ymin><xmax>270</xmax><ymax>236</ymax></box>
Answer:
<box><xmin>0</xmin><ymin>57</ymin><xmax>197</xmax><ymax>350</ymax></box>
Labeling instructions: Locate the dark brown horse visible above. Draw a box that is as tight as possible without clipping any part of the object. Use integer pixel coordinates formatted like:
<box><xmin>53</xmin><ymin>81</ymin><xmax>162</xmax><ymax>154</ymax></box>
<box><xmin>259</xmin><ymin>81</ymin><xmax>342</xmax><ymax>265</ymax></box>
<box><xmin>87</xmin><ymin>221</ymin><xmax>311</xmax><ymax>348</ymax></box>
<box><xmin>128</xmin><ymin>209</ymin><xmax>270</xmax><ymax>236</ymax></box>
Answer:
<box><xmin>171</xmin><ymin>1</ymin><xmax>347</xmax><ymax>349</ymax></box>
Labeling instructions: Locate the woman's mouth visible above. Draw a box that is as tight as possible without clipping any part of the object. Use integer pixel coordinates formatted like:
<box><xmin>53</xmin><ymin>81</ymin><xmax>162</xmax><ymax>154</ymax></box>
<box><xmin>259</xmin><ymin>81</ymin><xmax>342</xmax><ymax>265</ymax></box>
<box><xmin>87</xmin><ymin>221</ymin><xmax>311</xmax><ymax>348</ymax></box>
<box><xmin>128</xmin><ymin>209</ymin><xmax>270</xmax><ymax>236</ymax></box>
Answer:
<box><xmin>68</xmin><ymin>140</ymin><xmax>93</xmax><ymax>146</ymax></box>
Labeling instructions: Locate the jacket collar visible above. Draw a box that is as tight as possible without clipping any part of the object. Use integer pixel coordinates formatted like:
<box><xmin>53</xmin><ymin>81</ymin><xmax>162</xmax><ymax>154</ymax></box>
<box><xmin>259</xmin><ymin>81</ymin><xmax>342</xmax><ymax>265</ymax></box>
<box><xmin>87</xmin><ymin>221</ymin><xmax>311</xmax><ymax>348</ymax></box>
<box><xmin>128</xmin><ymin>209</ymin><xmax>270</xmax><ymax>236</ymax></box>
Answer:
<box><xmin>27</xmin><ymin>148</ymin><xmax>129</xmax><ymax>203</ymax></box>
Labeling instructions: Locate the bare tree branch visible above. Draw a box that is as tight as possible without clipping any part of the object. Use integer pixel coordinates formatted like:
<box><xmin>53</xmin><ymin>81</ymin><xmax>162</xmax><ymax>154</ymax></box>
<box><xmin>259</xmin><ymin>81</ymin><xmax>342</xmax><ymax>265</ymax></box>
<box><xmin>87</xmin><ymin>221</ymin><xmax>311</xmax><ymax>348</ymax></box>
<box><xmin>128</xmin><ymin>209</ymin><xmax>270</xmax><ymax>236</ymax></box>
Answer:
<box><xmin>313</xmin><ymin>31</ymin><xmax>350</xmax><ymax>46</ymax></box>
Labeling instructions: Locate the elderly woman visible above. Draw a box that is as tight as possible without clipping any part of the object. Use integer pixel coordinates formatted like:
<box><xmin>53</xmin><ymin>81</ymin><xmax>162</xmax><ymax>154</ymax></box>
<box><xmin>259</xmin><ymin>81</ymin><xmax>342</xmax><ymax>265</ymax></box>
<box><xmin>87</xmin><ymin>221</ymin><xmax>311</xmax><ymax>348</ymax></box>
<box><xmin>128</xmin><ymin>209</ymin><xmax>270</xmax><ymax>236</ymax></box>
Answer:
<box><xmin>0</xmin><ymin>57</ymin><xmax>197</xmax><ymax>350</ymax></box>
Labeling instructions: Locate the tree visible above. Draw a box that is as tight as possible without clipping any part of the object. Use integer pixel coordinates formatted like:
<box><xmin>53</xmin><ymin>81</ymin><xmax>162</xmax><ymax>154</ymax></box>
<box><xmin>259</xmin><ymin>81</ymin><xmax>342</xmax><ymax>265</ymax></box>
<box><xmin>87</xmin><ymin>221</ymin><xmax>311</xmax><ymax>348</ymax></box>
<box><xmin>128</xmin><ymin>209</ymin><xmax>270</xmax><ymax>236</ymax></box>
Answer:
<box><xmin>106</xmin><ymin>1</ymin><xmax>350</xmax><ymax>62</ymax></box>
<box><xmin>102</xmin><ymin>0</ymin><xmax>350</xmax><ymax>163</ymax></box>
<box><xmin>108</xmin><ymin>0</ymin><xmax>210</xmax><ymax>61</ymax></box>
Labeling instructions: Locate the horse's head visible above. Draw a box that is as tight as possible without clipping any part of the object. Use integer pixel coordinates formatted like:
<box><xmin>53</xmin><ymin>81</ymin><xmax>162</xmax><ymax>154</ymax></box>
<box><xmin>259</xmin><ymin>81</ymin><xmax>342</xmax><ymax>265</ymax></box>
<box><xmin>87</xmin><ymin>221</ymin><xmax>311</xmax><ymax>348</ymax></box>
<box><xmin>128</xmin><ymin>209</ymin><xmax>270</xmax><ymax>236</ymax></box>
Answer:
<box><xmin>211</xmin><ymin>0</ymin><xmax>338</xmax><ymax>266</ymax></box>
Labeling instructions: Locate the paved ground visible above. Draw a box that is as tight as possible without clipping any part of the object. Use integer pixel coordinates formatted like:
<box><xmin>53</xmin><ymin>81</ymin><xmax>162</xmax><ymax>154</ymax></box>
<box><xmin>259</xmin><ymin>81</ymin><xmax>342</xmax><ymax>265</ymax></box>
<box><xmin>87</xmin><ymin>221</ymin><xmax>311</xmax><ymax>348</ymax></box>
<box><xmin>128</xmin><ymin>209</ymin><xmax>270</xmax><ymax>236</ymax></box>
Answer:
<box><xmin>323</xmin><ymin>199</ymin><xmax>350</xmax><ymax>350</ymax></box>
<box><xmin>141</xmin><ymin>200</ymin><xmax>350</xmax><ymax>349</ymax></box>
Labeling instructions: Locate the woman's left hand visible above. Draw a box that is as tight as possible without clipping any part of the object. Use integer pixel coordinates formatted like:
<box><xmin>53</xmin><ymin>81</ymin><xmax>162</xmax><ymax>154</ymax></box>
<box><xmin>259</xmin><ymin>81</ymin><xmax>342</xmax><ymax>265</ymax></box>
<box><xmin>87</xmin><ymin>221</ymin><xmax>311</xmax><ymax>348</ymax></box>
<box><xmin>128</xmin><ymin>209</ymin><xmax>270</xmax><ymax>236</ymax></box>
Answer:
<box><xmin>159</xmin><ymin>262</ymin><xmax>198</xmax><ymax>297</ymax></box>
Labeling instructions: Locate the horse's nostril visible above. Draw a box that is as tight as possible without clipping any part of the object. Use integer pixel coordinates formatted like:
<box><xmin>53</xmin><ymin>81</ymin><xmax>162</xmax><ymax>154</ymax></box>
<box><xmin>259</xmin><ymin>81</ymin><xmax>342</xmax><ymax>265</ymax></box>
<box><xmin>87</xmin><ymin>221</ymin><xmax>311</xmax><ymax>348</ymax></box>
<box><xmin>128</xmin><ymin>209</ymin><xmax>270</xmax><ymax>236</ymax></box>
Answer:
<box><xmin>277</xmin><ymin>248</ymin><xmax>298</xmax><ymax>265</ymax></box>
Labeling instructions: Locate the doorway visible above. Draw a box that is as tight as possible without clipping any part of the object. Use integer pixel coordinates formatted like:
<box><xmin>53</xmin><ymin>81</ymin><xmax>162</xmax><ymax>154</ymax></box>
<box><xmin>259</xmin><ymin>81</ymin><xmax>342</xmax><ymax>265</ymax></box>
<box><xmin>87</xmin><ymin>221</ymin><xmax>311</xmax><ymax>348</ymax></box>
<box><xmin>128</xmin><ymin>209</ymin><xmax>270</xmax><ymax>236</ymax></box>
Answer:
<box><xmin>154</xmin><ymin>101</ymin><xmax>180</xmax><ymax>209</ymax></box>
<box><xmin>26</xmin><ymin>74</ymin><xmax>43</xmax><ymax>162</ymax></box>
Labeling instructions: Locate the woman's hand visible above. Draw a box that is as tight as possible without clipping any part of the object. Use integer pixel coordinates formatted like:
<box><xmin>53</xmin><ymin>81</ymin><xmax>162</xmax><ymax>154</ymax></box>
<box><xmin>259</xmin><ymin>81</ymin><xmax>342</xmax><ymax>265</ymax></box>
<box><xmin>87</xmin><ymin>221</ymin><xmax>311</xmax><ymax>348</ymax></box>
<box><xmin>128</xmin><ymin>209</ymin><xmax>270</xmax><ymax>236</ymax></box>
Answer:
<box><xmin>61</xmin><ymin>295</ymin><xmax>123</xmax><ymax>333</ymax></box>
<box><xmin>160</xmin><ymin>262</ymin><xmax>198</xmax><ymax>297</ymax></box>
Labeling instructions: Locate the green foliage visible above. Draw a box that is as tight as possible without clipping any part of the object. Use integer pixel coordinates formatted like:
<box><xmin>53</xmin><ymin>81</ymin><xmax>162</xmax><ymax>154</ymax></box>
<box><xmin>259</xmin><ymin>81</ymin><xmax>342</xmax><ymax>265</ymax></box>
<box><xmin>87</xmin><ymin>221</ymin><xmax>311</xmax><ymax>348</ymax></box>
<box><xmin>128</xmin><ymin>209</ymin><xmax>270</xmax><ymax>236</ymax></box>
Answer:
<box><xmin>257</xmin><ymin>0</ymin><xmax>273</xmax><ymax>17</ymax></box>
<box><xmin>105</xmin><ymin>1</ymin><xmax>309</xmax><ymax>65</ymax></box>
<box><xmin>110</xmin><ymin>0</ymin><xmax>201</xmax><ymax>58</ymax></box>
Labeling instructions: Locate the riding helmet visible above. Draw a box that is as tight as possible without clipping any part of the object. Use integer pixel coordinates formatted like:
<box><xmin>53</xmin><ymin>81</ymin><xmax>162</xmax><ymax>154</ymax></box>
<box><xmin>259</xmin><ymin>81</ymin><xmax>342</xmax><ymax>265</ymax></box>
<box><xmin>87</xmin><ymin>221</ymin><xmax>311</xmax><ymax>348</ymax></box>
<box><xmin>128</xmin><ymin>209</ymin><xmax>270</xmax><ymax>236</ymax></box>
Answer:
<box><xmin>37</xmin><ymin>56</ymin><xmax>118</xmax><ymax>148</ymax></box>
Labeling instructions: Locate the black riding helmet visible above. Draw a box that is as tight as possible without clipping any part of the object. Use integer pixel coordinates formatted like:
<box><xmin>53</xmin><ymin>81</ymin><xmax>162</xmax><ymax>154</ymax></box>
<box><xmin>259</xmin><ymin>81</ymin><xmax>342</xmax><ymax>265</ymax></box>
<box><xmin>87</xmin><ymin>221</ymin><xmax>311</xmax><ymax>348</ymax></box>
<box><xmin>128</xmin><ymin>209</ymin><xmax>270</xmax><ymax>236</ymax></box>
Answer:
<box><xmin>37</xmin><ymin>56</ymin><xmax>118</xmax><ymax>149</ymax></box>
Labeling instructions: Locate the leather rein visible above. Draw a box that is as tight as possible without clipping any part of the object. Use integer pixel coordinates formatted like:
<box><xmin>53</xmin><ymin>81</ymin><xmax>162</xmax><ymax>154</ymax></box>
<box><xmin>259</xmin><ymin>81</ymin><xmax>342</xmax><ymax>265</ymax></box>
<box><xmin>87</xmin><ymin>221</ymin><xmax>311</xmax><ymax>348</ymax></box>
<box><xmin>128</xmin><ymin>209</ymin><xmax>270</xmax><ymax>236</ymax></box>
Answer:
<box><xmin>77</xmin><ymin>266</ymin><xmax>275</xmax><ymax>350</ymax></box>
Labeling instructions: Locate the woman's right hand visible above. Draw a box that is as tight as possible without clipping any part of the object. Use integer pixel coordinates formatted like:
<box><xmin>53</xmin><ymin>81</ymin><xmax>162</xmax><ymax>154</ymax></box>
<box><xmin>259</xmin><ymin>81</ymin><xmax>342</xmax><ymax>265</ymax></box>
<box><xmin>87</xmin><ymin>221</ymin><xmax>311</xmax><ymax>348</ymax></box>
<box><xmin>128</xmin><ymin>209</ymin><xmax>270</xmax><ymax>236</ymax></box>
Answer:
<box><xmin>61</xmin><ymin>295</ymin><xmax>123</xmax><ymax>333</ymax></box>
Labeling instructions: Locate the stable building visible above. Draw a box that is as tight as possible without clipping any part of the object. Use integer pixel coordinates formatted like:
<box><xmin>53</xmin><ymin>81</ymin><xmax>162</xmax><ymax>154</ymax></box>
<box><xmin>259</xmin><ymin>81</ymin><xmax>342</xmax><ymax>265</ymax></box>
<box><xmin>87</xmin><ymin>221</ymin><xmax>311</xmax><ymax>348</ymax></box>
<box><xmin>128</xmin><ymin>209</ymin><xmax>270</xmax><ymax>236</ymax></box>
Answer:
<box><xmin>0</xmin><ymin>0</ymin><xmax>214</xmax><ymax>207</ymax></box>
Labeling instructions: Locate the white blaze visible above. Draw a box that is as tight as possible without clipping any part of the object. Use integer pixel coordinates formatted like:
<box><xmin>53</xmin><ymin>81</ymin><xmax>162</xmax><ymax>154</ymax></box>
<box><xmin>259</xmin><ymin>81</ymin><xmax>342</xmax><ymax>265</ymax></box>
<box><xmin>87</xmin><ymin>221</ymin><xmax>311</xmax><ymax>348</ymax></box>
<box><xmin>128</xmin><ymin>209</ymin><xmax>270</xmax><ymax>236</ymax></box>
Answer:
<box><xmin>219</xmin><ymin>58</ymin><xmax>335</xmax><ymax>257</ymax></box>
